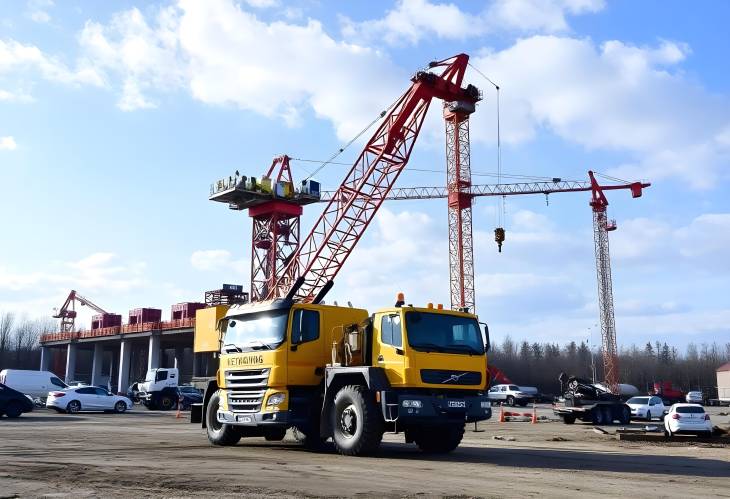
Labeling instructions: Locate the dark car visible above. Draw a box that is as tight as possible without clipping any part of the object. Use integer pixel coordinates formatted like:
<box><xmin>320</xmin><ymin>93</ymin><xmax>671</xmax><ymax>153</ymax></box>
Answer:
<box><xmin>0</xmin><ymin>382</ymin><xmax>35</xmax><ymax>418</ymax></box>
<box><xmin>176</xmin><ymin>386</ymin><xmax>203</xmax><ymax>410</ymax></box>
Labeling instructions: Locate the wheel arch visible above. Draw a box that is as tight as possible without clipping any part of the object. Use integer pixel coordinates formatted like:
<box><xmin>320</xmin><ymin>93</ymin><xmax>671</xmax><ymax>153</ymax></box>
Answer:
<box><xmin>319</xmin><ymin>367</ymin><xmax>389</xmax><ymax>437</ymax></box>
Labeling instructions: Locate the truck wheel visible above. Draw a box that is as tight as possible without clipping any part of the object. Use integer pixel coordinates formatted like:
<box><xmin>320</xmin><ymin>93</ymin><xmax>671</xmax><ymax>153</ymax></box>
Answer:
<box><xmin>159</xmin><ymin>395</ymin><xmax>174</xmax><ymax>411</ymax></box>
<box><xmin>414</xmin><ymin>424</ymin><xmax>465</xmax><ymax>453</ymax></box>
<box><xmin>264</xmin><ymin>427</ymin><xmax>287</xmax><ymax>441</ymax></box>
<box><xmin>619</xmin><ymin>406</ymin><xmax>631</xmax><ymax>425</ymax></box>
<box><xmin>602</xmin><ymin>406</ymin><xmax>613</xmax><ymax>424</ymax></box>
<box><xmin>331</xmin><ymin>385</ymin><xmax>383</xmax><ymax>456</ymax></box>
<box><xmin>562</xmin><ymin>415</ymin><xmax>576</xmax><ymax>425</ymax></box>
<box><xmin>506</xmin><ymin>396</ymin><xmax>515</xmax><ymax>407</ymax></box>
<box><xmin>205</xmin><ymin>391</ymin><xmax>241</xmax><ymax>446</ymax></box>
<box><xmin>591</xmin><ymin>407</ymin><xmax>605</xmax><ymax>425</ymax></box>
<box><xmin>5</xmin><ymin>402</ymin><xmax>22</xmax><ymax>419</ymax></box>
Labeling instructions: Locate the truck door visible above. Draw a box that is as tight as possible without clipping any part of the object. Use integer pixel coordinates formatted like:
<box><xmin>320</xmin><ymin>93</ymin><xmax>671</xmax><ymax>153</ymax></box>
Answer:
<box><xmin>373</xmin><ymin>313</ymin><xmax>405</xmax><ymax>385</ymax></box>
<box><xmin>288</xmin><ymin>308</ymin><xmax>323</xmax><ymax>386</ymax></box>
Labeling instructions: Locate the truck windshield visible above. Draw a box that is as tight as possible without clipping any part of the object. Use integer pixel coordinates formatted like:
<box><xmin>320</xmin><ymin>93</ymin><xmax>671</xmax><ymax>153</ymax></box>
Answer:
<box><xmin>224</xmin><ymin>310</ymin><xmax>288</xmax><ymax>352</ymax></box>
<box><xmin>405</xmin><ymin>311</ymin><xmax>484</xmax><ymax>355</ymax></box>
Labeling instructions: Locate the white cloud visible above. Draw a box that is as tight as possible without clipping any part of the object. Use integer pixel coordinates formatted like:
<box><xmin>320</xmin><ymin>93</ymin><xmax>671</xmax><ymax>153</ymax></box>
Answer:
<box><xmin>0</xmin><ymin>136</ymin><xmax>17</xmax><ymax>150</ymax></box>
<box><xmin>190</xmin><ymin>249</ymin><xmax>247</xmax><ymax>274</ymax></box>
<box><xmin>0</xmin><ymin>252</ymin><xmax>146</xmax><ymax>293</ymax></box>
<box><xmin>244</xmin><ymin>0</ymin><xmax>279</xmax><ymax>8</ymax></box>
<box><xmin>340</xmin><ymin>0</ymin><xmax>605</xmax><ymax>46</ymax></box>
<box><xmin>26</xmin><ymin>0</ymin><xmax>54</xmax><ymax>24</ymax></box>
<box><xmin>469</xmin><ymin>36</ymin><xmax>730</xmax><ymax>188</ymax></box>
<box><xmin>0</xmin><ymin>40</ymin><xmax>103</xmax><ymax>96</ymax></box>
<box><xmin>76</xmin><ymin>0</ymin><xmax>404</xmax><ymax>137</ymax></box>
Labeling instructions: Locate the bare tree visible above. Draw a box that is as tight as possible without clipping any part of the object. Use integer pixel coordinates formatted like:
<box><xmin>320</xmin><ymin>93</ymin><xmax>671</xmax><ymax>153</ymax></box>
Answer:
<box><xmin>0</xmin><ymin>311</ymin><xmax>14</xmax><ymax>356</ymax></box>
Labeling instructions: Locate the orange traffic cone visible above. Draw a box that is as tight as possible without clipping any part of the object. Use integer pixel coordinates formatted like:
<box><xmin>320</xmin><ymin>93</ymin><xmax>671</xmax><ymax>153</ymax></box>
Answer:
<box><xmin>531</xmin><ymin>403</ymin><xmax>538</xmax><ymax>424</ymax></box>
<box><xmin>498</xmin><ymin>403</ymin><xmax>505</xmax><ymax>423</ymax></box>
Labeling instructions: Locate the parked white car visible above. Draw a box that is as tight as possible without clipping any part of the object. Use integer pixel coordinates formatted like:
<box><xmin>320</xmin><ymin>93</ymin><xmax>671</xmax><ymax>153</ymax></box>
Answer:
<box><xmin>46</xmin><ymin>386</ymin><xmax>132</xmax><ymax>414</ymax></box>
<box><xmin>626</xmin><ymin>395</ymin><xmax>666</xmax><ymax>421</ymax></box>
<box><xmin>487</xmin><ymin>384</ymin><xmax>534</xmax><ymax>407</ymax></box>
<box><xmin>685</xmin><ymin>391</ymin><xmax>703</xmax><ymax>404</ymax></box>
<box><xmin>664</xmin><ymin>403</ymin><xmax>713</xmax><ymax>437</ymax></box>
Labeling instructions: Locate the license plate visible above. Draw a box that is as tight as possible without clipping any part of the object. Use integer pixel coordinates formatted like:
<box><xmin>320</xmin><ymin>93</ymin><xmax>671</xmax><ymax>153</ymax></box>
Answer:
<box><xmin>448</xmin><ymin>400</ymin><xmax>466</xmax><ymax>408</ymax></box>
<box><xmin>237</xmin><ymin>415</ymin><xmax>252</xmax><ymax>423</ymax></box>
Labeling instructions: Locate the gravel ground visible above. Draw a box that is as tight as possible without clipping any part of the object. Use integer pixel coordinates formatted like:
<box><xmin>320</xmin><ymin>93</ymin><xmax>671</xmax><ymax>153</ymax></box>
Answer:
<box><xmin>0</xmin><ymin>405</ymin><xmax>728</xmax><ymax>498</ymax></box>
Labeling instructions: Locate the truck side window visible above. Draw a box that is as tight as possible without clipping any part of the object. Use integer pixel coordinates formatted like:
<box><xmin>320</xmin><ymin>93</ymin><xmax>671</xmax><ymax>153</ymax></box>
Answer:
<box><xmin>155</xmin><ymin>371</ymin><xmax>168</xmax><ymax>382</ymax></box>
<box><xmin>292</xmin><ymin>309</ymin><xmax>320</xmax><ymax>344</ymax></box>
<box><xmin>381</xmin><ymin>314</ymin><xmax>402</xmax><ymax>348</ymax></box>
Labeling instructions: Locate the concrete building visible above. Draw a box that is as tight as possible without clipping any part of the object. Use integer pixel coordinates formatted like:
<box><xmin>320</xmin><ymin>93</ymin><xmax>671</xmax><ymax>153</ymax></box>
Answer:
<box><xmin>40</xmin><ymin>321</ymin><xmax>196</xmax><ymax>392</ymax></box>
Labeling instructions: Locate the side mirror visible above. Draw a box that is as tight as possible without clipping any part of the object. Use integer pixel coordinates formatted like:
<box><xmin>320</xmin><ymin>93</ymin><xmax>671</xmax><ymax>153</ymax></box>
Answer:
<box><xmin>480</xmin><ymin>322</ymin><xmax>491</xmax><ymax>353</ymax></box>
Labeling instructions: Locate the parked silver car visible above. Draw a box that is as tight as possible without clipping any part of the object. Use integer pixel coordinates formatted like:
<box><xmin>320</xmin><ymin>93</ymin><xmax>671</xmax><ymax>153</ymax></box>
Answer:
<box><xmin>487</xmin><ymin>384</ymin><xmax>534</xmax><ymax>407</ymax></box>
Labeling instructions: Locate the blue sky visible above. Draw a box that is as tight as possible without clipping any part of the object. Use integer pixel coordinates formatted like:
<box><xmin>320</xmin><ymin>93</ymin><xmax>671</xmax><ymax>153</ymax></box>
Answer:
<box><xmin>1</xmin><ymin>0</ymin><xmax>729</xmax><ymax>349</ymax></box>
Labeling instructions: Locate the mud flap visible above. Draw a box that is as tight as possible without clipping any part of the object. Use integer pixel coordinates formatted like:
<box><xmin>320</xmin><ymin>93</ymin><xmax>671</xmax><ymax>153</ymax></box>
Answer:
<box><xmin>190</xmin><ymin>403</ymin><xmax>203</xmax><ymax>424</ymax></box>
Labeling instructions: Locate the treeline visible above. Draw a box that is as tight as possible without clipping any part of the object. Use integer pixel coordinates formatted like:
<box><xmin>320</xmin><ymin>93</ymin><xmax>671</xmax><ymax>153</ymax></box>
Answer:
<box><xmin>490</xmin><ymin>336</ymin><xmax>730</xmax><ymax>396</ymax></box>
<box><xmin>0</xmin><ymin>312</ymin><xmax>55</xmax><ymax>371</ymax></box>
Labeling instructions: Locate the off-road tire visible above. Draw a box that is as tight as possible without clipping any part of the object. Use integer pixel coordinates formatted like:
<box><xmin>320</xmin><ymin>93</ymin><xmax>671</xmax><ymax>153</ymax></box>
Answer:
<box><xmin>331</xmin><ymin>385</ymin><xmax>383</xmax><ymax>456</ymax></box>
<box><xmin>205</xmin><ymin>391</ymin><xmax>241</xmax><ymax>446</ymax></box>
<box><xmin>562</xmin><ymin>414</ymin><xmax>576</xmax><ymax>425</ymax></box>
<box><xmin>414</xmin><ymin>424</ymin><xmax>465</xmax><ymax>453</ymax></box>
<box><xmin>264</xmin><ymin>427</ymin><xmax>287</xmax><ymax>441</ymax></box>
<box><xmin>4</xmin><ymin>402</ymin><xmax>22</xmax><ymax>418</ymax></box>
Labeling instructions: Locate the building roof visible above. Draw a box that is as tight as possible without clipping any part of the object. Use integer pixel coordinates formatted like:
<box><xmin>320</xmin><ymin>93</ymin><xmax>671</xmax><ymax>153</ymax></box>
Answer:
<box><xmin>718</xmin><ymin>362</ymin><xmax>730</xmax><ymax>372</ymax></box>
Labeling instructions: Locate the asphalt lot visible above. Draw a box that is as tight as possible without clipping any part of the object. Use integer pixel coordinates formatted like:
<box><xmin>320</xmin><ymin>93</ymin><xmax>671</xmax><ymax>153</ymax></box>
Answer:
<box><xmin>0</xmin><ymin>405</ymin><xmax>728</xmax><ymax>498</ymax></box>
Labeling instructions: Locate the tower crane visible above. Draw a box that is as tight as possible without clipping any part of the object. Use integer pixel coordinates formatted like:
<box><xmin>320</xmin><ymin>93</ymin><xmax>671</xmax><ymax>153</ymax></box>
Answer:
<box><xmin>52</xmin><ymin>290</ymin><xmax>110</xmax><ymax>333</ymax></box>
<box><xmin>323</xmin><ymin>170</ymin><xmax>649</xmax><ymax>394</ymax></box>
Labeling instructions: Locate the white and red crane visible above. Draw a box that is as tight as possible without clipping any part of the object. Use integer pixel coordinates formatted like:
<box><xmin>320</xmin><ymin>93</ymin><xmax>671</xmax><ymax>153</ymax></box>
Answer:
<box><xmin>52</xmin><ymin>290</ymin><xmax>110</xmax><ymax>333</ymax></box>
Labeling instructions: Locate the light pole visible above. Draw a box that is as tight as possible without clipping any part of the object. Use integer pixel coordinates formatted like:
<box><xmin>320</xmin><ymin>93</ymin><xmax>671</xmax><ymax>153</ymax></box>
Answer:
<box><xmin>588</xmin><ymin>325</ymin><xmax>598</xmax><ymax>384</ymax></box>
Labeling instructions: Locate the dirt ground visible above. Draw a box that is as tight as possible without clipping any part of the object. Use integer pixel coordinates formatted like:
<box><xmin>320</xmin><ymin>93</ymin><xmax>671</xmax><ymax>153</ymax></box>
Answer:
<box><xmin>0</xmin><ymin>405</ymin><xmax>728</xmax><ymax>498</ymax></box>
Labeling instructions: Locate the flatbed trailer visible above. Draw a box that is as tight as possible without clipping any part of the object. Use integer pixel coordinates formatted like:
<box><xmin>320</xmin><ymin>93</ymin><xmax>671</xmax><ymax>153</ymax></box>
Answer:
<box><xmin>553</xmin><ymin>399</ymin><xmax>631</xmax><ymax>425</ymax></box>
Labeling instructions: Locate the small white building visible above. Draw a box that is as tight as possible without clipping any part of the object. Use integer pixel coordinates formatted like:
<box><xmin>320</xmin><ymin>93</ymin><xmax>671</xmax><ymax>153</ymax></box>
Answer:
<box><xmin>717</xmin><ymin>362</ymin><xmax>730</xmax><ymax>402</ymax></box>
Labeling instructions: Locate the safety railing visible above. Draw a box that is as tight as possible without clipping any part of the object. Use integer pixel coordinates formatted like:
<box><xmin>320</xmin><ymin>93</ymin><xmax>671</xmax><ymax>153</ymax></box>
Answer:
<box><xmin>40</xmin><ymin>318</ymin><xmax>196</xmax><ymax>344</ymax></box>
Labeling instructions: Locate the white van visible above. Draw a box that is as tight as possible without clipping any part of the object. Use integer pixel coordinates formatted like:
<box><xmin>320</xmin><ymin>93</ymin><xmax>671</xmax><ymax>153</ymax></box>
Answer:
<box><xmin>0</xmin><ymin>369</ymin><xmax>68</xmax><ymax>398</ymax></box>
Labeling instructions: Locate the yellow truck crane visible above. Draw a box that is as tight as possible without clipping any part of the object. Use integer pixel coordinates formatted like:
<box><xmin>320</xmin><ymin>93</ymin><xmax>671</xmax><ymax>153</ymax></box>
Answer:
<box><xmin>192</xmin><ymin>288</ymin><xmax>491</xmax><ymax>456</ymax></box>
<box><xmin>192</xmin><ymin>54</ymin><xmax>491</xmax><ymax>455</ymax></box>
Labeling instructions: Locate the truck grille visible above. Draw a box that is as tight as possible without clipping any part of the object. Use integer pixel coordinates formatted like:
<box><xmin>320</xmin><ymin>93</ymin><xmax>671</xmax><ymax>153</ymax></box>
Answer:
<box><xmin>421</xmin><ymin>369</ymin><xmax>481</xmax><ymax>385</ymax></box>
<box><xmin>228</xmin><ymin>389</ymin><xmax>266</xmax><ymax>413</ymax></box>
<box><xmin>225</xmin><ymin>368</ymin><xmax>270</xmax><ymax>389</ymax></box>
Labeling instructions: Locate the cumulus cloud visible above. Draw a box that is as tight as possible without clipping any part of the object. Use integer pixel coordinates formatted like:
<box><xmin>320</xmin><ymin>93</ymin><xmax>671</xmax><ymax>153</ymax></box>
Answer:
<box><xmin>0</xmin><ymin>38</ymin><xmax>103</xmax><ymax>87</ymax></box>
<box><xmin>190</xmin><ymin>249</ymin><xmax>247</xmax><ymax>274</ymax></box>
<box><xmin>340</xmin><ymin>0</ymin><xmax>605</xmax><ymax>46</ymax></box>
<box><xmin>468</xmin><ymin>36</ymin><xmax>730</xmax><ymax>188</ymax></box>
<box><xmin>0</xmin><ymin>136</ymin><xmax>17</xmax><ymax>151</ymax></box>
<box><xmin>76</xmin><ymin>0</ymin><xmax>404</xmax><ymax>136</ymax></box>
<box><xmin>26</xmin><ymin>0</ymin><xmax>54</xmax><ymax>23</ymax></box>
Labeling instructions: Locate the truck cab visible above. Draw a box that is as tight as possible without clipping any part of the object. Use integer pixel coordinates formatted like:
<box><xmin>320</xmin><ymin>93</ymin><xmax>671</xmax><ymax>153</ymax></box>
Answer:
<box><xmin>138</xmin><ymin>367</ymin><xmax>179</xmax><ymax>410</ymax></box>
<box><xmin>194</xmin><ymin>296</ymin><xmax>492</xmax><ymax>455</ymax></box>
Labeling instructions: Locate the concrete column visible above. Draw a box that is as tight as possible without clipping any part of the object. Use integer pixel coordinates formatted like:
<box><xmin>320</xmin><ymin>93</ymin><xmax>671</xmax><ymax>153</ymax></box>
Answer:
<box><xmin>40</xmin><ymin>346</ymin><xmax>50</xmax><ymax>371</ymax></box>
<box><xmin>64</xmin><ymin>344</ymin><xmax>77</xmax><ymax>383</ymax></box>
<box><xmin>148</xmin><ymin>334</ymin><xmax>161</xmax><ymax>371</ymax></box>
<box><xmin>91</xmin><ymin>343</ymin><xmax>104</xmax><ymax>386</ymax></box>
<box><xmin>174</xmin><ymin>346</ymin><xmax>184</xmax><ymax>369</ymax></box>
<box><xmin>117</xmin><ymin>340</ymin><xmax>131</xmax><ymax>395</ymax></box>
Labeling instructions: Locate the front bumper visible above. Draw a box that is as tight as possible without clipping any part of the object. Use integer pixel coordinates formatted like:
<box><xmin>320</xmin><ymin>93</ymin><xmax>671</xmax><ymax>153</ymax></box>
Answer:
<box><xmin>386</xmin><ymin>392</ymin><xmax>492</xmax><ymax>423</ymax></box>
<box><xmin>217</xmin><ymin>409</ymin><xmax>290</xmax><ymax>427</ymax></box>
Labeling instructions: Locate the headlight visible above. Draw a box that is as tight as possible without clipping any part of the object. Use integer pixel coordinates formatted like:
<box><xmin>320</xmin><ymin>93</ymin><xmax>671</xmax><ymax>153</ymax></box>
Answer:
<box><xmin>402</xmin><ymin>400</ymin><xmax>423</xmax><ymax>408</ymax></box>
<box><xmin>266</xmin><ymin>393</ymin><xmax>286</xmax><ymax>407</ymax></box>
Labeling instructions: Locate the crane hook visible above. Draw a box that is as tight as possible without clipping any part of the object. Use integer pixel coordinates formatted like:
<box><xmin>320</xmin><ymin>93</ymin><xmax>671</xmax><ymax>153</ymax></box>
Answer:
<box><xmin>494</xmin><ymin>227</ymin><xmax>505</xmax><ymax>253</ymax></box>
